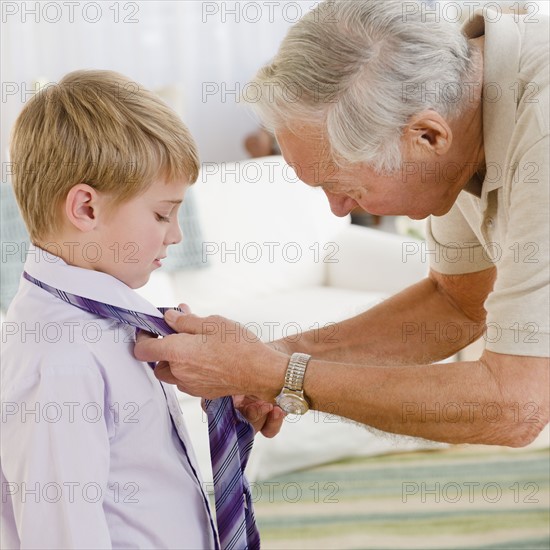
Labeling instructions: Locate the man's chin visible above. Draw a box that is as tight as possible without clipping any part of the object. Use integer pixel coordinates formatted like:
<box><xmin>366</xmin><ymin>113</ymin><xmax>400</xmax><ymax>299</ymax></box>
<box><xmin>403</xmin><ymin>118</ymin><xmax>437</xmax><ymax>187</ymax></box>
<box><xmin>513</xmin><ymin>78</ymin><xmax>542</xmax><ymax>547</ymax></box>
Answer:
<box><xmin>430</xmin><ymin>203</ymin><xmax>455</xmax><ymax>217</ymax></box>
<box><xmin>408</xmin><ymin>203</ymin><xmax>452</xmax><ymax>219</ymax></box>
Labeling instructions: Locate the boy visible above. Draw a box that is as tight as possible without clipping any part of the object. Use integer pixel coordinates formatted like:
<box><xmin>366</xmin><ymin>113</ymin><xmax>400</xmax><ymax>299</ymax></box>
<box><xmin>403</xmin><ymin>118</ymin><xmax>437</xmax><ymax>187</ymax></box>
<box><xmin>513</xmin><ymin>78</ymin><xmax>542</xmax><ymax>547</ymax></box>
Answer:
<box><xmin>1</xmin><ymin>70</ymin><xmax>220</xmax><ymax>549</ymax></box>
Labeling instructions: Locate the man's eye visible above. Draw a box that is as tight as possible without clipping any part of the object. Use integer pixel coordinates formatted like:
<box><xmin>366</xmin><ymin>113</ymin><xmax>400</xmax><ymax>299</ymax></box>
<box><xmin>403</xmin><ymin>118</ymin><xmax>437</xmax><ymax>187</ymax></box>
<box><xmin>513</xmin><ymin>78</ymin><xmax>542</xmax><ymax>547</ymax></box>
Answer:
<box><xmin>155</xmin><ymin>213</ymin><xmax>170</xmax><ymax>222</ymax></box>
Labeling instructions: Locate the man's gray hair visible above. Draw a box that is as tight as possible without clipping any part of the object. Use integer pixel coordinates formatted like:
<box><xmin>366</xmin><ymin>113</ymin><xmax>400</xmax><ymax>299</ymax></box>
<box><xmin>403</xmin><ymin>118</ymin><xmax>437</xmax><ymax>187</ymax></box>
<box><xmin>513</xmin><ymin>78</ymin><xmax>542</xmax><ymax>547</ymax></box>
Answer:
<box><xmin>246</xmin><ymin>0</ymin><xmax>478</xmax><ymax>174</ymax></box>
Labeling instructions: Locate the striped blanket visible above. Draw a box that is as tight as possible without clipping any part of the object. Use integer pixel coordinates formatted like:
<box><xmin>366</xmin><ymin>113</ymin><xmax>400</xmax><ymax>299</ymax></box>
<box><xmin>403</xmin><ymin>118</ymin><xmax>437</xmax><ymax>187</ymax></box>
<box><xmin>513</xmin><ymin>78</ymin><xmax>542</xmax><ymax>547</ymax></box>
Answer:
<box><xmin>253</xmin><ymin>445</ymin><xmax>550</xmax><ymax>549</ymax></box>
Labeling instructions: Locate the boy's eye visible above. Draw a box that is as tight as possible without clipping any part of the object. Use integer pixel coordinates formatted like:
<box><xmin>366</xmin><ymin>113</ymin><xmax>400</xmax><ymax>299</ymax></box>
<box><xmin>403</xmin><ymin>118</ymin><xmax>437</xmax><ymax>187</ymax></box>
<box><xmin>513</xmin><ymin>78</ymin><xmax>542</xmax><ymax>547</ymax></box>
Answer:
<box><xmin>155</xmin><ymin>213</ymin><xmax>171</xmax><ymax>223</ymax></box>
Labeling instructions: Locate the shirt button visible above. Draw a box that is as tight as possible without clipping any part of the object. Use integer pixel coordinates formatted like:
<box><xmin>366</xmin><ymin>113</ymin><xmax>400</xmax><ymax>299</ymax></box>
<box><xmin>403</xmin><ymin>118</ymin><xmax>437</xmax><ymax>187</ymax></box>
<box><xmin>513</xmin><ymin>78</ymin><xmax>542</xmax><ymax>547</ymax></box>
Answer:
<box><xmin>486</xmin><ymin>217</ymin><xmax>494</xmax><ymax>228</ymax></box>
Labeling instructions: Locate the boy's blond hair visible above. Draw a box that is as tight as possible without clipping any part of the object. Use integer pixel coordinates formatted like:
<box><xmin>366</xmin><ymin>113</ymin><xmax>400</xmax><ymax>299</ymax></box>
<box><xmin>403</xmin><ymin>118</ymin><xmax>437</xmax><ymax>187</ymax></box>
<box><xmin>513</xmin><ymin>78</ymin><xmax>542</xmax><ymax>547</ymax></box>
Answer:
<box><xmin>10</xmin><ymin>69</ymin><xmax>199</xmax><ymax>242</ymax></box>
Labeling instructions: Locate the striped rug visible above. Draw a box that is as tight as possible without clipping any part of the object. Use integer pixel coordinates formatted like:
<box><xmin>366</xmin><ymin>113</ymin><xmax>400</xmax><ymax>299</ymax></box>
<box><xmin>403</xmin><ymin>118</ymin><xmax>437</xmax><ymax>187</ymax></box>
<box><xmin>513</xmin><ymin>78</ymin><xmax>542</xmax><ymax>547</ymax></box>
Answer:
<box><xmin>252</xmin><ymin>445</ymin><xmax>550</xmax><ymax>549</ymax></box>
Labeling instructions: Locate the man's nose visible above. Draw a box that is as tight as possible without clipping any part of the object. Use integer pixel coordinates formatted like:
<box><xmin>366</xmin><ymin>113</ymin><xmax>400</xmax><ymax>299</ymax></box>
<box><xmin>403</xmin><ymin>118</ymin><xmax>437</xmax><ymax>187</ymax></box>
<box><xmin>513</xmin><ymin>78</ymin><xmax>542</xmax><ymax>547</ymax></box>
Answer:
<box><xmin>324</xmin><ymin>190</ymin><xmax>357</xmax><ymax>217</ymax></box>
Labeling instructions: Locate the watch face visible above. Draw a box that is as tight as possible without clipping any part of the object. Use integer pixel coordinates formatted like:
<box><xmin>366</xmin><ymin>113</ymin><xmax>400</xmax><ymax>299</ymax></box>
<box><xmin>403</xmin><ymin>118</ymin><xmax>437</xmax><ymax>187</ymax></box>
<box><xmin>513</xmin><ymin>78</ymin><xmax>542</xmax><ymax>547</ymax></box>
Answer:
<box><xmin>276</xmin><ymin>393</ymin><xmax>309</xmax><ymax>415</ymax></box>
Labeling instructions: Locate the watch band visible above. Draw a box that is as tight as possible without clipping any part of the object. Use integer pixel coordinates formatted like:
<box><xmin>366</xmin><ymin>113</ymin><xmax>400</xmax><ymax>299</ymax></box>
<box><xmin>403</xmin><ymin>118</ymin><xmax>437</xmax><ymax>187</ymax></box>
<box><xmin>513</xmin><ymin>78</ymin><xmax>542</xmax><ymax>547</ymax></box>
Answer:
<box><xmin>284</xmin><ymin>352</ymin><xmax>311</xmax><ymax>392</ymax></box>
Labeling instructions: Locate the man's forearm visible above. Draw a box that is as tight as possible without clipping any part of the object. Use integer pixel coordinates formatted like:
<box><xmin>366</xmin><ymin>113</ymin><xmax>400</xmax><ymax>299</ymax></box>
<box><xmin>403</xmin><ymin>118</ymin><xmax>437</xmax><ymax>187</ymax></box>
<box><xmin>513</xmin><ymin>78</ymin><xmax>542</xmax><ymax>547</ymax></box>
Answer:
<box><xmin>254</xmin><ymin>349</ymin><xmax>548</xmax><ymax>447</ymax></box>
<box><xmin>275</xmin><ymin>277</ymin><xmax>485</xmax><ymax>365</ymax></box>
<box><xmin>298</xmin><ymin>352</ymin><xmax>548</xmax><ymax>447</ymax></box>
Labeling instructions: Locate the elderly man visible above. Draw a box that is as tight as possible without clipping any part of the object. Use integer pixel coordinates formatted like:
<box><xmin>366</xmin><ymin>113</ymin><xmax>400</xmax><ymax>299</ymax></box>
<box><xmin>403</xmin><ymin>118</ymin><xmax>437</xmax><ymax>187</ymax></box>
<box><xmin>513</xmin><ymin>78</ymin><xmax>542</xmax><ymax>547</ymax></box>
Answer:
<box><xmin>136</xmin><ymin>0</ymin><xmax>549</xmax><ymax>446</ymax></box>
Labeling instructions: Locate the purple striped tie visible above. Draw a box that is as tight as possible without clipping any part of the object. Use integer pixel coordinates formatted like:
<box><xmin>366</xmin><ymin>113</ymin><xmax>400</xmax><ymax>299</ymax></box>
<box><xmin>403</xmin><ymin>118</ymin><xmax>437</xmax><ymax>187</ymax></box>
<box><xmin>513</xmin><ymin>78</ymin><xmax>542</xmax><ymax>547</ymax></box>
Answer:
<box><xmin>23</xmin><ymin>271</ymin><xmax>261</xmax><ymax>550</ymax></box>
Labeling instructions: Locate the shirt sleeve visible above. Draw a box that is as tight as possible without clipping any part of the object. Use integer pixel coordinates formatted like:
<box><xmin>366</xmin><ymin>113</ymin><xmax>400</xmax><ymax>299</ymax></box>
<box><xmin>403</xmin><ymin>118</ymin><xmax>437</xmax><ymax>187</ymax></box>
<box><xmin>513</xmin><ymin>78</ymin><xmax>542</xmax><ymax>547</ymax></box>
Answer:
<box><xmin>1</xmin><ymin>362</ymin><xmax>113</xmax><ymax>549</ymax></box>
<box><xmin>484</xmin><ymin>137</ymin><xmax>550</xmax><ymax>356</ymax></box>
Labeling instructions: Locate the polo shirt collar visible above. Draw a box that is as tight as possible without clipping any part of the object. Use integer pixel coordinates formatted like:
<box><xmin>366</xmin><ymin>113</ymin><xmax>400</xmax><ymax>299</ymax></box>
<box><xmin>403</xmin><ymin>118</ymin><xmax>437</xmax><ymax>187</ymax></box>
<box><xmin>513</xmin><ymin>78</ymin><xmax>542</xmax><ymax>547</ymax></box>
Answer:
<box><xmin>462</xmin><ymin>9</ymin><xmax>521</xmax><ymax>197</ymax></box>
<box><xmin>23</xmin><ymin>244</ymin><xmax>163</xmax><ymax>318</ymax></box>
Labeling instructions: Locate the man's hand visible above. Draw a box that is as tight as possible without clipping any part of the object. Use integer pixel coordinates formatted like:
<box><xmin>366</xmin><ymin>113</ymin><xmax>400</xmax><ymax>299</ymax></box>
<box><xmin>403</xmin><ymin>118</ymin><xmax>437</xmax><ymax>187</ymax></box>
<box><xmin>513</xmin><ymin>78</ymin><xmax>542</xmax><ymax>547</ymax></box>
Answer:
<box><xmin>134</xmin><ymin>306</ymin><xmax>287</xmax><ymax>438</ymax></box>
<box><xmin>134</xmin><ymin>307</ymin><xmax>288</xmax><ymax>402</ymax></box>
<box><xmin>197</xmin><ymin>396</ymin><xmax>284</xmax><ymax>438</ymax></box>
<box><xmin>232</xmin><ymin>396</ymin><xmax>285</xmax><ymax>438</ymax></box>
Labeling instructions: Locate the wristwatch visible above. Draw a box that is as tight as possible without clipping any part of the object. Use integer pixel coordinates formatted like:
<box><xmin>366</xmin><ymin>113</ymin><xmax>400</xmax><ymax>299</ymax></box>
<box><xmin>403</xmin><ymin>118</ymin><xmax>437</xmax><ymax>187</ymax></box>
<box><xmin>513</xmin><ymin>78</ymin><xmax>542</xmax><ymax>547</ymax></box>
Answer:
<box><xmin>275</xmin><ymin>353</ymin><xmax>312</xmax><ymax>415</ymax></box>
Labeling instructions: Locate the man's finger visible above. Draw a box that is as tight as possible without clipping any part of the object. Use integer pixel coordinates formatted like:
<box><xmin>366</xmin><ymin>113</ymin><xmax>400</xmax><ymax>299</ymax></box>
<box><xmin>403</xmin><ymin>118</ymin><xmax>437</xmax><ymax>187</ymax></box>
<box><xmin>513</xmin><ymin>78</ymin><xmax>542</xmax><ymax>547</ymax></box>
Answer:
<box><xmin>134</xmin><ymin>333</ymin><xmax>176</xmax><ymax>362</ymax></box>
<box><xmin>164</xmin><ymin>310</ymin><xmax>208</xmax><ymax>335</ymax></box>
<box><xmin>242</xmin><ymin>401</ymin><xmax>273</xmax><ymax>424</ymax></box>
<box><xmin>135</xmin><ymin>329</ymin><xmax>156</xmax><ymax>344</ymax></box>
<box><xmin>177</xmin><ymin>303</ymin><xmax>193</xmax><ymax>314</ymax></box>
<box><xmin>154</xmin><ymin>361</ymin><xmax>181</xmax><ymax>385</ymax></box>
<box><xmin>260</xmin><ymin>407</ymin><xmax>285</xmax><ymax>438</ymax></box>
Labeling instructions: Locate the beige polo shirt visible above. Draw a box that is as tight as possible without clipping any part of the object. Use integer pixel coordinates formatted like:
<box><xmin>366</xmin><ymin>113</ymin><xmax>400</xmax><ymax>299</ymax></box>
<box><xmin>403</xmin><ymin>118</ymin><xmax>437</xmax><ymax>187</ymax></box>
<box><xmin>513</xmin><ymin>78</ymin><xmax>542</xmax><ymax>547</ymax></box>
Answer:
<box><xmin>425</xmin><ymin>9</ymin><xmax>549</xmax><ymax>357</ymax></box>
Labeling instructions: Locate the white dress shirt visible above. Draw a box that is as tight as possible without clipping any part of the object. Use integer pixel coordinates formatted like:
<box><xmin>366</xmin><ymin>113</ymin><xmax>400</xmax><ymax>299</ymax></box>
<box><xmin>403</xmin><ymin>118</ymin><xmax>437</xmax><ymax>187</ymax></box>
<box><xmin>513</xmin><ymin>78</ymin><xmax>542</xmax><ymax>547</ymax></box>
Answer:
<box><xmin>1</xmin><ymin>246</ymin><xmax>216</xmax><ymax>549</ymax></box>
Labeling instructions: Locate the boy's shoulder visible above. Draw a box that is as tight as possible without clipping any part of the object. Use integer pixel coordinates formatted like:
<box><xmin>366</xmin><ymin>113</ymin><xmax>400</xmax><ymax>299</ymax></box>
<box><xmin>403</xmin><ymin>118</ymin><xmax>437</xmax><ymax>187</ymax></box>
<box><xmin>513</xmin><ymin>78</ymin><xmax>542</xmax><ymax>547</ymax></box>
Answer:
<box><xmin>1</xmin><ymin>282</ymin><xmax>99</xmax><ymax>389</ymax></box>
<box><xmin>3</xmin><ymin>247</ymin><xmax>161</xmax><ymax>395</ymax></box>
<box><xmin>5</xmin><ymin>277</ymin><xmax>117</xmax><ymax>345</ymax></box>
<box><xmin>1</xmin><ymin>281</ymin><xmax>126</xmax><ymax>396</ymax></box>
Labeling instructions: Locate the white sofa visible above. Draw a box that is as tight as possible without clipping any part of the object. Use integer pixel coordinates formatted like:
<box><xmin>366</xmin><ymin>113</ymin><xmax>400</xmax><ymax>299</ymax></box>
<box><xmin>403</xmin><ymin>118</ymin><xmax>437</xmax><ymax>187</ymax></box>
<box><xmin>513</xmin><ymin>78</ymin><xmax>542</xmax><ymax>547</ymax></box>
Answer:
<box><xmin>139</xmin><ymin>155</ymin><xmax>428</xmax><ymax>332</ymax></box>
<box><xmin>136</xmin><ymin>155</ymin><xmax>438</xmax><ymax>482</ymax></box>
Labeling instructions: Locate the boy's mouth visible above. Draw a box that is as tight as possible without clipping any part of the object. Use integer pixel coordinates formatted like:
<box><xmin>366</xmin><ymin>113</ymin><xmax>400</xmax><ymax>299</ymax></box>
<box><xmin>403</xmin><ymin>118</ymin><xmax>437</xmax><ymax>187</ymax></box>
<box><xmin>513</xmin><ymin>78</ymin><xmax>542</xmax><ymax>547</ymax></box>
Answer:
<box><xmin>153</xmin><ymin>257</ymin><xmax>166</xmax><ymax>267</ymax></box>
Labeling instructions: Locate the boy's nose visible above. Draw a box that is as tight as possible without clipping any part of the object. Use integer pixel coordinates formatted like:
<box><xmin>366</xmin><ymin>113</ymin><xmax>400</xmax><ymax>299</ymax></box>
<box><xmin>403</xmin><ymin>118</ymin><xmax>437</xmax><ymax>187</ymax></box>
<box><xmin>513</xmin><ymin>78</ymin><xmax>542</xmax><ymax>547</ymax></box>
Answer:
<box><xmin>324</xmin><ymin>190</ymin><xmax>357</xmax><ymax>217</ymax></box>
<box><xmin>166</xmin><ymin>220</ymin><xmax>183</xmax><ymax>245</ymax></box>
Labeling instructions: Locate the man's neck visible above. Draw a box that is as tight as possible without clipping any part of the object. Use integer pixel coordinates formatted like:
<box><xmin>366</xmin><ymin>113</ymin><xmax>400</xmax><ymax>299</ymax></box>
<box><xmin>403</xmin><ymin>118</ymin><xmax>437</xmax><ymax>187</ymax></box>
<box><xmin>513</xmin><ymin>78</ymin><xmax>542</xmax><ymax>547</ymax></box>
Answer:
<box><xmin>451</xmin><ymin>36</ymin><xmax>486</xmax><ymax>195</ymax></box>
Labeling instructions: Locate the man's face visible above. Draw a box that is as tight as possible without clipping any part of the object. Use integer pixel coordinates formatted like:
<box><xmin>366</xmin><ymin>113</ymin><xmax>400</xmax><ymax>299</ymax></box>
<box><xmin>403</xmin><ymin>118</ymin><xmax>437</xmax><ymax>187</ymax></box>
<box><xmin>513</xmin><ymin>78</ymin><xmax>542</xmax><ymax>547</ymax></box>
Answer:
<box><xmin>275</xmin><ymin>125</ymin><xmax>462</xmax><ymax>220</ymax></box>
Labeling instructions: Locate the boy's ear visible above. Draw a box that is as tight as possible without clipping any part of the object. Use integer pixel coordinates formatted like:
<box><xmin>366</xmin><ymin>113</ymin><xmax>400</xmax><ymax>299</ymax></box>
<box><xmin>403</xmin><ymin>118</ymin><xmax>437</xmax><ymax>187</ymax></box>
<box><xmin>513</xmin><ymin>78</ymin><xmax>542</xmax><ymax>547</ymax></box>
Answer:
<box><xmin>402</xmin><ymin>110</ymin><xmax>453</xmax><ymax>157</ymax></box>
<box><xmin>65</xmin><ymin>184</ymin><xmax>101</xmax><ymax>232</ymax></box>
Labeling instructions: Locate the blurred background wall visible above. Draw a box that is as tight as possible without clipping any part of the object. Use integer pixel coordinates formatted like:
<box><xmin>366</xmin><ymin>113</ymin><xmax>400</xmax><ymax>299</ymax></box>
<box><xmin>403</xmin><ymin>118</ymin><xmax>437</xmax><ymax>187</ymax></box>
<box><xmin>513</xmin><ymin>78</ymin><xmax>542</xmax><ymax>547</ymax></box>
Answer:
<box><xmin>1</xmin><ymin>1</ymin><xmax>298</xmax><ymax>165</ymax></box>
<box><xmin>2</xmin><ymin>0</ymin><xmax>549</xmax><ymax>167</ymax></box>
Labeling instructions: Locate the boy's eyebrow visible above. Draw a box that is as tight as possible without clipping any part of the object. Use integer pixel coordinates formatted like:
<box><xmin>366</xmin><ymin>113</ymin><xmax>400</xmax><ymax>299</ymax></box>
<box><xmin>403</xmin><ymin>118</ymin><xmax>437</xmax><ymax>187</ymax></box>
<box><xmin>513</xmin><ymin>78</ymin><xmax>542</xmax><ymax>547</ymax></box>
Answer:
<box><xmin>158</xmin><ymin>200</ymin><xmax>183</xmax><ymax>204</ymax></box>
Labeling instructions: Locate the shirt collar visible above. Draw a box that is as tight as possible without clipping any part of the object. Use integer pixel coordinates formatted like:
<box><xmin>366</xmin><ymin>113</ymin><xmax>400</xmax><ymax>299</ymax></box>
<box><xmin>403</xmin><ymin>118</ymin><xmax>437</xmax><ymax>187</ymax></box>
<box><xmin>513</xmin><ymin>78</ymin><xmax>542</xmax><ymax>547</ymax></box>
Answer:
<box><xmin>462</xmin><ymin>9</ymin><xmax>521</xmax><ymax>197</ymax></box>
<box><xmin>24</xmin><ymin>245</ymin><xmax>164</xmax><ymax>318</ymax></box>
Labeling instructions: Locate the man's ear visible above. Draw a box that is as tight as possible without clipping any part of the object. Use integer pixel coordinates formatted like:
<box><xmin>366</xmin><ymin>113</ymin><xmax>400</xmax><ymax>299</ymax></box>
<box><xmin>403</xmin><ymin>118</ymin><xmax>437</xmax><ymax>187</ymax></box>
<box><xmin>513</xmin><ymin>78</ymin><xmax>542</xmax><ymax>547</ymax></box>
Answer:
<box><xmin>65</xmin><ymin>184</ymin><xmax>101</xmax><ymax>232</ymax></box>
<box><xmin>403</xmin><ymin>110</ymin><xmax>452</xmax><ymax>156</ymax></box>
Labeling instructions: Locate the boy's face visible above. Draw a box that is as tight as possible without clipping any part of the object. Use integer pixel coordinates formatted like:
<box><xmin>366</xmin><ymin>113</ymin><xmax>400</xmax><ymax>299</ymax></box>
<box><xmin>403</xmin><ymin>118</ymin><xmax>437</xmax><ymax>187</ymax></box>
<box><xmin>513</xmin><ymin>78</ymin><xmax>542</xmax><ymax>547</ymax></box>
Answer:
<box><xmin>96</xmin><ymin>177</ymin><xmax>189</xmax><ymax>288</ymax></box>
